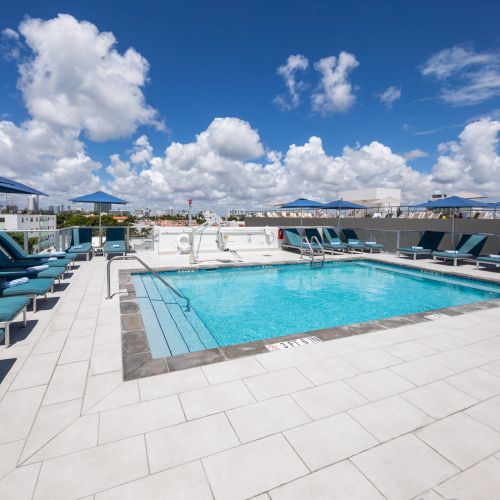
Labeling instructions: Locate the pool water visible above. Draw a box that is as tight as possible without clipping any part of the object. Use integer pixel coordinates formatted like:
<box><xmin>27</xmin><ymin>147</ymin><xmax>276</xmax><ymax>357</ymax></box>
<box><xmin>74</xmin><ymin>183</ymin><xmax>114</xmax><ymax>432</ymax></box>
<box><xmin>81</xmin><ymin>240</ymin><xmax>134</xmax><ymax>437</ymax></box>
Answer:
<box><xmin>132</xmin><ymin>261</ymin><xmax>500</xmax><ymax>358</ymax></box>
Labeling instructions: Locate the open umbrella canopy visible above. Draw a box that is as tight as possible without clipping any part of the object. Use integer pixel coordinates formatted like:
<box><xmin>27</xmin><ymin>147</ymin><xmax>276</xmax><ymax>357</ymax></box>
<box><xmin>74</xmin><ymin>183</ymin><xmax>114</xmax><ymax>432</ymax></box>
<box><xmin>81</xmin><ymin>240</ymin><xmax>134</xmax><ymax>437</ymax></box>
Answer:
<box><xmin>69</xmin><ymin>190</ymin><xmax>128</xmax><ymax>204</ymax></box>
<box><xmin>280</xmin><ymin>198</ymin><xmax>324</xmax><ymax>209</ymax></box>
<box><xmin>322</xmin><ymin>199</ymin><xmax>366</xmax><ymax>209</ymax></box>
<box><xmin>0</xmin><ymin>176</ymin><xmax>47</xmax><ymax>196</ymax></box>
<box><xmin>416</xmin><ymin>196</ymin><xmax>488</xmax><ymax>209</ymax></box>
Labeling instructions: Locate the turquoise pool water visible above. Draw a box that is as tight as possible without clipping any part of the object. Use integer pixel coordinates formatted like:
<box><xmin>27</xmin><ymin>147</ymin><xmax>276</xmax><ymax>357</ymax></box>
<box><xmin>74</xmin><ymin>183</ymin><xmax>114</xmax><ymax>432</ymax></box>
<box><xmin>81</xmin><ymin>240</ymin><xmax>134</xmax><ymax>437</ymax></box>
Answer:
<box><xmin>132</xmin><ymin>261</ymin><xmax>500</xmax><ymax>358</ymax></box>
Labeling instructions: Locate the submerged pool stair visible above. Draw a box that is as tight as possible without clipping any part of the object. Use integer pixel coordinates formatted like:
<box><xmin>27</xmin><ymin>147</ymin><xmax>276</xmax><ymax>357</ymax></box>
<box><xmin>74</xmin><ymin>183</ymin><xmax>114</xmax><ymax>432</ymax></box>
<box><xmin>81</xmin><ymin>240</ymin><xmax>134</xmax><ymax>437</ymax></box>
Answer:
<box><xmin>133</xmin><ymin>274</ymin><xmax>218</xmax><ymax>358</ymax></box>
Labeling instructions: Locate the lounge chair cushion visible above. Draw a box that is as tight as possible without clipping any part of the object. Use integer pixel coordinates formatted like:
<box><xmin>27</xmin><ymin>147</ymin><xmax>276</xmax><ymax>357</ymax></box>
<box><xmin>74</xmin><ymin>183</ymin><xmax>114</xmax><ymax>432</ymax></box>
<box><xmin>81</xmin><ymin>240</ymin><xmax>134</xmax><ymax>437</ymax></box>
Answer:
<box><xmin>67</xmin><ymin>243</ymin><xmax>92</xmax><ymax>254</ymax></box>
<box><xmin>0</xmin><ymin>278</ymin><xmax>54</xmax><ymax>297</ymax></box>
<box><xmin>104</xmin><ymin>241</ymin><xmax>126</xmax><ymax>253</ymax></box>
<box><xmin>0</xmin><ymin>232</ymin><xmax>76</xmax><ymax>262</ymax></box>
<box><xmin>0</xmin><ymin>267</ymin><xmax>65</xmax><ymax>280</ymax></box>
<box><xmin>398</xmin><ymin>247</ymin><xmax>433</xmax><ymax>254</ymax></box>
<box><xmin>432</xmin><ymin>252</ymin><xmax>473</xmax><ymax>259</ymax></box>
<box><xmin>476</xmin><ymin>256</ymin><xmax>500</xmax><ymax>263</ymax></box>
<box><xmin>433</xmin><ymin>234</ymin><xmax>487</xmax><ymax>259</ymax></box>
<box><xmin>0</xmin><ymin>296</ymin><xmax>30</xmax><ymax>322</ymax></box>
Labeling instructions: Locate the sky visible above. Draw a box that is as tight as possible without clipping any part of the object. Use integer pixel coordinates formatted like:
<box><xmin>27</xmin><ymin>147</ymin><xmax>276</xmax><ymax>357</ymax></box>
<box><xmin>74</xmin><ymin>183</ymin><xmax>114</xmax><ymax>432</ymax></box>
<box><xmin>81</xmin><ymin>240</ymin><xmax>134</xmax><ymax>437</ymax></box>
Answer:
<box><xmin>1</xmin><ymin>0</ymin><xmax>500</xmax><ymax>211</ymax></box>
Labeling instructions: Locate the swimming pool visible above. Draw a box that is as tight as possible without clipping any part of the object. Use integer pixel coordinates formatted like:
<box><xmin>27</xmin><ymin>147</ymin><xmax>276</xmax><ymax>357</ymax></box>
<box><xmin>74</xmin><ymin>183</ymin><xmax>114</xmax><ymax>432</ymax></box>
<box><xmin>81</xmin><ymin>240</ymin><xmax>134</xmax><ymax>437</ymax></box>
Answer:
<box><xmin>132</xmin><ymin>261</ymin><xmax>500</xmax><ymax>358</ymax></box>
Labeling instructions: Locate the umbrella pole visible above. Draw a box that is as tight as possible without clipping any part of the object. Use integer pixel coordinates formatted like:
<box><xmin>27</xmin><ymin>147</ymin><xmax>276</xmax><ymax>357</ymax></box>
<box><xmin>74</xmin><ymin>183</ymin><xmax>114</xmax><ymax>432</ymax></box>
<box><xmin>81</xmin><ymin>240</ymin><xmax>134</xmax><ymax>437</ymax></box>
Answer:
<box><xmin>452</xmin><ymin>210</ymin><xmax>455</xmax><ymax>247</ymax></box>
<box><xmin>100</xmin><ymin>202</ymin><xmax>102</xmax><ymax>246</ymax></box>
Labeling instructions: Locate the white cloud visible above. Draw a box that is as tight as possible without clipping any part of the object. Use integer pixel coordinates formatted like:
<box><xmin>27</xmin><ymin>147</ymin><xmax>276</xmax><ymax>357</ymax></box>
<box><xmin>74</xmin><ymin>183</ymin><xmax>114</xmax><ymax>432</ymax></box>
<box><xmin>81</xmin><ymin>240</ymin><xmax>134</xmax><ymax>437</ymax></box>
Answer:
<box><xmin>17</xmin><ymin>14</ymin><xmax>163</xmax><ymax>141</ymax></box>
<box><xmin>404</xmin><ymin>148</ymin><xmax>428</xmax><ymax>160</ymax></box>
<box><xmin>311</xmin><ymin>52</ymin><xmax>359</xmax><ymax>114</ymax></box>
<box><xmin>421</xmin><ymin>45</ymin><xmax>500</xmax><ymax>105</ymax></box>
<box><xmin>2</xmin><ymin>28</ymin><xmax>19</xmax><ymax>40</ymax></box>
<box><xmin>273</xmin><ymin>54</ymin><xmax>309</xmax><ymax>111</ymax></box>
<box><xmin>432</xmin><ymin>118</ymin><xmax>500</xmax><ymax>189</ymax></box>
<box><xmin>378</xmin><ymin>86</ymin><xmax>401</xmax><ymax>108</ymax></box>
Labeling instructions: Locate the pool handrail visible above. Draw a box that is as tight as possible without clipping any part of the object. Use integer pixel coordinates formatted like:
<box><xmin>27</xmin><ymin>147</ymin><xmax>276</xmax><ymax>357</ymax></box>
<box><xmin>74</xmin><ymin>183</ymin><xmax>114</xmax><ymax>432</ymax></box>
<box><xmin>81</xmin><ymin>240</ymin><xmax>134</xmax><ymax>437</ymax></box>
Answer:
<box><xmin>106</xmin><ymin>255</ymin><xmax>190</xmax><ymax>310</ymax></box>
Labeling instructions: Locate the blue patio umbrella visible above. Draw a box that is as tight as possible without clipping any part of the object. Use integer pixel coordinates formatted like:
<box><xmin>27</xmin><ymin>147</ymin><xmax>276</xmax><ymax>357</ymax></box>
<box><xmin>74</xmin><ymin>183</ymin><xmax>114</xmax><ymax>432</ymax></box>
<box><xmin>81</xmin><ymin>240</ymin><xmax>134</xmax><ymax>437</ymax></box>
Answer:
<box><xmin>280</xmin><ymin>198</ymin><xmax>324</xmax><ymax>229</ymax></box>
<box><xmin>69</xmin><ymin>190</ymin><xmax>128</xmax><ymax>246</ymax></box>
<box><xmin>0</xmin><ymin>176</ymin><xmax>48</xmax><ymax>196</ymax></box>
<box><xmin>0</xmin><ymin>176</ymin><xmax>47</xmax><ymax>213</ymax></box>
<box><xmin>323</xmin><ymin>199</ymin><xmax>367</xmax><ymax>233</ymax></box>
<box><xmin>415</xmin><ymin>196</ymin><xmax>488</xmax><ymax>245</ymax></box>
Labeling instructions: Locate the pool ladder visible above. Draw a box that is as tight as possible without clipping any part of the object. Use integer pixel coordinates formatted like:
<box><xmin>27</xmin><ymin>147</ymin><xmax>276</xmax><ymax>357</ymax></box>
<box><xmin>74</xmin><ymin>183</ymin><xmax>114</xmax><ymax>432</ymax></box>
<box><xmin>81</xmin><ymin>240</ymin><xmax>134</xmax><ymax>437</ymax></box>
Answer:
<box><xmin>300</xmin><ymin>236</ymin><xmax>325</xmax><ymax>265</ymax></box>
<box><xmin>106</xmin><ymin>255</ymin><xmax>191</xmax><ymax>310</ymax></box>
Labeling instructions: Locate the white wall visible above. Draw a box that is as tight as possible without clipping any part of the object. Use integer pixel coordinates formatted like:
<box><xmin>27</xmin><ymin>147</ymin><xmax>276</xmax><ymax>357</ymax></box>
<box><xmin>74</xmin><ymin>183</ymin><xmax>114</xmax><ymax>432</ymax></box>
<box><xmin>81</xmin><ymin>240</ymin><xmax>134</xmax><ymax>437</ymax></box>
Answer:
<box><xmin>158</xmin><ymin>226</ymin><xmax>280</xmax><ymax>254</ymax></box>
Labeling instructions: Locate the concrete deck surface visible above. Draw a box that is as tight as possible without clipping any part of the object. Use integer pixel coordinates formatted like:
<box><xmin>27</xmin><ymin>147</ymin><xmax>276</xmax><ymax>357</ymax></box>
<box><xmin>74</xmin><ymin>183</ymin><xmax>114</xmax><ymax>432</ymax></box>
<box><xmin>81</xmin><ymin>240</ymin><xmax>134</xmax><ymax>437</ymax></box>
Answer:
<box><xmin>0</xmin><ymin>249</ymin><xmax>500</xmax><ymax>499</ymax></box>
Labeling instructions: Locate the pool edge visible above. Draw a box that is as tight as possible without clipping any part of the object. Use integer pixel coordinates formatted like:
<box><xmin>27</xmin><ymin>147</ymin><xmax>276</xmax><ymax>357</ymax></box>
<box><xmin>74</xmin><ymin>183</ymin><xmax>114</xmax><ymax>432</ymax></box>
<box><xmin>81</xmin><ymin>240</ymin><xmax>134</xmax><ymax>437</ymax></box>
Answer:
<box><xmin>118</xmin><ymin>258</ymin><xmax>500</xmax><ymax>380</ymax></box>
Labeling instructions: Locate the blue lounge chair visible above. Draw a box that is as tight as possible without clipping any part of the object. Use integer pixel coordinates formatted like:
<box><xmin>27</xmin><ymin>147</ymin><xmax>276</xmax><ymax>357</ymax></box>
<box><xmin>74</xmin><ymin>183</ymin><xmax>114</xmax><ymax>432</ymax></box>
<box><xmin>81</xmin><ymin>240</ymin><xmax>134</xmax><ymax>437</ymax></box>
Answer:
<box><xmin>322</xmin><ymin>228</ymin><xmax>348</xmax><ymax>252</ymax></box>
<box><xmin>432</xmin><ymin>234</ymin><xmax>487</xmax><ymax>266</ymax></box>
<box><xmin>342</xmin><ymin>229</ymin><xmax>384</xmax><ymax>253</ymax></box>
<box><xmin>0</xmin><ymin>296</ymin><xmax>30</xmax><ymax>347</ymax></box>
<box><xmin>397</xmin><ymin>231</ymin><xmax>445</xmax><ymax>260</ymax></box>
<box><xmin>283</xmin><ymin>228</ymin><xmax>324</xmax><ymax>258</ymax></box>
<box><xmin>0</xmin><ymin>259</ymin><xmax>66</xmax><ymax>283</ymax></box>
<box><xmin>103</xmin><ymin>227</ymin><xmax>127</xmax><ymax>257</ymax></box>
<box><xmin>0</xmin><ymin>232</ymin><xmax>76</xmax><ymax>267</ymax></box>
<box><xmin>475</xmin><ymin>251</ymin><xmax>500</xmax><ymax>270</ymax></box>
<box><xmin>305</xmin><ymin>228</ymin><xmax>346</xmax><ymax>254</ymax></box>
<box><xmin>0</xmin><ymin>277</ymin><xmax>55</xmax><ymax>312</ymax></box>
<box><xmin>66</xmin><ymin>228</ymin><xmax>93</xmax><ymax>260</ymax></box>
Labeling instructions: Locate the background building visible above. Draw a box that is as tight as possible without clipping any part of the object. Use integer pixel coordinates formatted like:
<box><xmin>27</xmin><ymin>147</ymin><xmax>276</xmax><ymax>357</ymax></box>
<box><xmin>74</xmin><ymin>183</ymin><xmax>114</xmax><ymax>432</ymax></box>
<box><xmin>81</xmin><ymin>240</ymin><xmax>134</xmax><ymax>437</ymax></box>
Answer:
<box><xmin>339</xmin><ymin>188</ymin><xmax>401</xmax><ymax>215</ymax></box>
<box><xmin>0</xmin><ymin>214</ymin><xmax>57</xmax><ymax>250</ymax></box>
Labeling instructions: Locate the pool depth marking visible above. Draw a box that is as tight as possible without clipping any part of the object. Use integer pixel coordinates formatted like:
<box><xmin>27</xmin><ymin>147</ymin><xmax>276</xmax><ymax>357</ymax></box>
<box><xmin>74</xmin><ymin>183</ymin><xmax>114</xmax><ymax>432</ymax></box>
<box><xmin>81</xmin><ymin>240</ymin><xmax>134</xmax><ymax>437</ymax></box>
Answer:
<box><xmin>265</xmin><ymin>336</ymin><xmax>322</xmax><ymax>351</ymax></box>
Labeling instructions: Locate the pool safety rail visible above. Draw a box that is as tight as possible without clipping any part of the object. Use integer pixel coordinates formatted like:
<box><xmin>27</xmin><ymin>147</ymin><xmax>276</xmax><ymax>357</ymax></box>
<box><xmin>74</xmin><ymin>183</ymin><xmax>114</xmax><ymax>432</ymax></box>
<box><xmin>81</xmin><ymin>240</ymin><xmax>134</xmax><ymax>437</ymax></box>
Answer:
<box><xmin>106</xmin><ymin>255</ymin><xmax>191</xmax><ymax>310</ymax></box>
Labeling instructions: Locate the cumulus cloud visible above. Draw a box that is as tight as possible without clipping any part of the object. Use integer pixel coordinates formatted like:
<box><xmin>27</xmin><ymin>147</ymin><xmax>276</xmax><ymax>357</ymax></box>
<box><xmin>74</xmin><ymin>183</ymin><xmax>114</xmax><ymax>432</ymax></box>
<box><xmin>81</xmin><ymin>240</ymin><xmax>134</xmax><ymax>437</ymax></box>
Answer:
<box><xmin>273</xmin><ymin>54</ymin><xmax>309</xmax><ymax>111</ymax></box>
<box><xmin>378</xmin><ymin>86</ymin><xmax>401</xmax><ymax>108</ymax></box>
<box><xmin>404</xmin><ymin>148</ymin><xmax>428</xmax><ymax>161</ymax></box>
<box><xmin>432</xmin><ymin>118</ymin><xmax>500</xmax><ymax>189</ymax></box>
<box><xmin>421</xmin><ymin>45</ymin><xmax>500</xmax><ymax>105</ymax></box>
<box><xmin>311</xmin><ymin>52</ymin><xmax>359</xmax><ymax>114</ymax></box>
<box><xmin>0</xmin><ymin>13</ymin><xmax>163</xmax><ymax>201</ymax></box>
<box><xmin>17</xmin><ymin>14</ymin><xmax>163</xmax><ymax>141</ymax></box>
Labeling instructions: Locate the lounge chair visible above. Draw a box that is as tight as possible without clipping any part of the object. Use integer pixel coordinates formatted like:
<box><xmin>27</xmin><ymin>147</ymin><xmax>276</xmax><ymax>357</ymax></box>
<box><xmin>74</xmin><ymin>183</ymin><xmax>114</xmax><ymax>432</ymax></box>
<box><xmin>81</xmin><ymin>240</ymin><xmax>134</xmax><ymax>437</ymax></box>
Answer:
<box><xmin>397</xmin><ymin>231</ymin><xmax>445</xmax><ymax>260</ymax></box>
<box><xmin>475</xmin><ymin>251</ymin><xmax>500</xmax><ymax>270</ymax></box>
<box><xmin>0</xmin><ymin>250</ymin><xmax>68</xmax><ymax>279</ymax></box>
<box><xmin>103</xmin><ymin>227</ymin><xmax>127</xmax><ymax>257</ymax></box>
<box><xmin>0</xmin><ymin>276</ymin><xmax>54</xmax><ymax>312</ymax></box>
<box><xmin>66</xmin><ymin>228</ymin><xmax>93</xmax><ymax>260</ymax></box>
<box><xmin>0</xmin><ymin>296</ymin><xmax>30</xmax><ymax>347</ymax></box>
<box><xmin>320</xmin><ymin>227</ymin><xmax>348</xmax><ymax>252</ymax></box>
<box><xmin>432</xmin><ymin>234</ymin><xmax>487</xmax><ymax>266</ymax></box>
<box><xmin>342</xmin><ymin>229</ymin><xmax>384</xmax><ymax>253</ymax></box>
<box><xmin>0</xmin><ymin>232</ymin><xmax>76</xmax><ymax>268</ymax></box>
<box><xmin>283</xmin><ymin>228</ymin><xmax>324</xmax><ymax>258</ymax></box>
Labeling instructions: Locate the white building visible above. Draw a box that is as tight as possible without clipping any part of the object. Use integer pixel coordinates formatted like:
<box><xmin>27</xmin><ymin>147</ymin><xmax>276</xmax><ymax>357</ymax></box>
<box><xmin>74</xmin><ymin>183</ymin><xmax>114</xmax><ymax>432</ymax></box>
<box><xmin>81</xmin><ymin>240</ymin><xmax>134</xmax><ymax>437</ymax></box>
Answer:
<box><xmin>28</xmin><ymin>195</ymin><xmax>39</xmax><ymax>212</ymax></box>
<box><xmin>0</xmin><ymin>214</ymin><xmax>57</xmax><ymax>251</ymax></box>
<box><xmin>339</xmin><ymin>188</ymin><xmax>401</xmax><ymax>215</ymax></box>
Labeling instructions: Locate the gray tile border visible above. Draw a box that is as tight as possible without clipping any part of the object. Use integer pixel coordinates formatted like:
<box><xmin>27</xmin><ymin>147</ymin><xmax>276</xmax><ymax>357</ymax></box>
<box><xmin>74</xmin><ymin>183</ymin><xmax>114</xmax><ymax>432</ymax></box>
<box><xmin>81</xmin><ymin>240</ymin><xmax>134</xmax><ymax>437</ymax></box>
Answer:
<box><xmin>119</xmin><ymin>258</ymin><xmax>500</xmax><ymax>380</ymax></box>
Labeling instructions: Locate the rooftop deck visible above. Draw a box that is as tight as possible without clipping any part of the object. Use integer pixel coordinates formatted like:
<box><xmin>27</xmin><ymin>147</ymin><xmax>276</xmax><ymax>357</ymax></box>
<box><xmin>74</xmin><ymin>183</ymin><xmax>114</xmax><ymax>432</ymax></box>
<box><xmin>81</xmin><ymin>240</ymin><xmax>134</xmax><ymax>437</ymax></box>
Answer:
<box><xmin>1</xmin><ymin>249</ymin><xmax>500</xmax><ymax>499</ymax></box>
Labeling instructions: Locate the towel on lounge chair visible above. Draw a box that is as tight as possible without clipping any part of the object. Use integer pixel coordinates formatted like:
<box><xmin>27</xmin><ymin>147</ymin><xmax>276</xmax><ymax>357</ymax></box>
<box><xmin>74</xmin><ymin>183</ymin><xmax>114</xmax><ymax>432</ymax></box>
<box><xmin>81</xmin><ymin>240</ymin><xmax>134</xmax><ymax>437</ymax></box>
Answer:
<box><xmin>41</xmin><ymin>257</ymin><xmax>58</xmax><ymax>262</ymax></box>
<box><xmin>0</xmin><ymin>277</ymin><xmax>29</xmax><ymax>289</ymax></box>
<box><xmin>72</xmin><ymin>245</ymin><xmax>83</xmax><ymax>249</ymax></box>
<box><xmin>412</xmin><ymin>246</ymin><xmax>423</xmax><ymax>250</ymax></box>
<box><xmin>25</xmin><ymin>265</ymin><xmax>49</xmax><ymax>272</ymax></box>
<box><xmin>445</xmin><ymin>250</ymin><xmax>459</xmax><ymax>254</ymax></box>
<box><xmin>489</xmin><ymin>255</ymin><xmax>500</xmax><ymax>259</ymax></box>
<box><xmin>112</xmin><ymin>244</ymin><xmax>120</xmax><ymax>248</ymax></box>
<box><xmin>48</xmin><ymin>252</ymin><xmax>66</xmax><ymax>257</ymax></box>
<box><xmin>365</xmin><ymin>241</ymin><xmax>377</xmax><ymax>245</ymax></box>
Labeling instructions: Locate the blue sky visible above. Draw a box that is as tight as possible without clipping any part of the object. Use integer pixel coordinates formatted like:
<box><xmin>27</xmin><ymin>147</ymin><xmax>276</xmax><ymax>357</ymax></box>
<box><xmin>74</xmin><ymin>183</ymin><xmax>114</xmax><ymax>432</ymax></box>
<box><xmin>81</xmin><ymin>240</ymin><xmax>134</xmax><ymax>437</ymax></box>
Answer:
<box><xmin>1</xmin><ymin>1</ymin><xmax>500</xmax><ymax>208</ymax></box>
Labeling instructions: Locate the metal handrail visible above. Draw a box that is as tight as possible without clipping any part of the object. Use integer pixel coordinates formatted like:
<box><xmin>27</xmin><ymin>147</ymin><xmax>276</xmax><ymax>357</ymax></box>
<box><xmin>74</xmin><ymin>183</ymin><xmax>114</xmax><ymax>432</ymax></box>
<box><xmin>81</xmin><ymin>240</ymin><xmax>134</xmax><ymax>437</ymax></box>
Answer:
<box><xmin>310</xmin><ymin>236</ymin><xmax>326</xmax><ymax>262</ymax></box>
<box><xmin>106</xmin><ymin>255</ymin><xmax>190</xmax><ymax>310</ymax></box>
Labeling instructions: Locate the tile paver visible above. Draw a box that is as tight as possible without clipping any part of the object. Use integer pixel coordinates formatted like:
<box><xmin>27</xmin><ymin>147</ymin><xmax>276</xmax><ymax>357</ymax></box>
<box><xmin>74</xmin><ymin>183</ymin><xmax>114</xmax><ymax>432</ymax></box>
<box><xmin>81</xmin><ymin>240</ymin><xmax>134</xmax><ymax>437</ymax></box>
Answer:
<box><xmin>180</xmin><ymin>379</ymin><xmax>255</xmax><ymax>419</ymax></box>
<box><xmin>348</xmin><ymin>395</ymin><xmax>434</xmax><ymax>442</ymax></box>
<box><xmin>33</xmin><ymin>435</ymin><xmax>148</xmax><ymax>500</ymax></box>
<box><xmin>352</xmin><ymin>434</ymin><xmax>458</xmax><ymax>499</ymax></box>
<box><xmin>227</xmin><ymin>395</ymin><xmax>311</xmax><ymax>443</ymax></box>
<box><xmin>292</xmin><ymin>380</ymin><xmax>367</xmax><ymax>419</ymax></box>
<box><xmin>269</xmin><ymin>460</ymin><xmax>384</xmax><ymax>500</ymax></box>
<box><xmin>145</xmin><ymin>412</ymin><xmax>239</xmax><ymax>472</ymax></box>
<box><xmin>416</xmin><ymin>412</ymin><xmax>500</xmax><ymax>469</ymax></box>
<box><xmin>284</xmin><ymin>412</ymin><xmax>378</xmax><ymax>470</ymax></box>
<box><xmin>401</xmin><ymin>380</ymin><xmax>478</xmax><ymax>419</ymax></box>
<box><xmin>95</xmin><ymin>461</ymin><xmax>213</xmax><ymax>500</ymax></box>
<box><xmin>203</xmin><ymin>434</ymin><xmax>308</xmax><ymax>500</ymax></box>
<box><xmin>244</xmin><ymin>368</ymin><xmax>312</xmax><ymax>401</ymax></box>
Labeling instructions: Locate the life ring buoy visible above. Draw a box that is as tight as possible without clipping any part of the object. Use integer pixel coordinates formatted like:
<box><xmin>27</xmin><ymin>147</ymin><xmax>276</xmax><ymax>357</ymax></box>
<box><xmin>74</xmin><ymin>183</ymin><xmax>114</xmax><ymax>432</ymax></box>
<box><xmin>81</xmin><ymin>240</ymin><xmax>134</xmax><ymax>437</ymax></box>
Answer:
<box><xmin>176</xmin><ymin>233</ymin><xmax>191</xmax><ymax>254</ymax></box>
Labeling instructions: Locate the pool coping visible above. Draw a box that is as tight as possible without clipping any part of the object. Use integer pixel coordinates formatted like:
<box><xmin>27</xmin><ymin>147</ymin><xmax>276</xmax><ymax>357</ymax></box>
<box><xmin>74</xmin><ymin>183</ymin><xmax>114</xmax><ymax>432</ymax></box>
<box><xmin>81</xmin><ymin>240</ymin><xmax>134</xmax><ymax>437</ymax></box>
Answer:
<box><xmin>118</xmin><ymin>257</ymin><xmax>500</xmax><ymax>380</ymax></box>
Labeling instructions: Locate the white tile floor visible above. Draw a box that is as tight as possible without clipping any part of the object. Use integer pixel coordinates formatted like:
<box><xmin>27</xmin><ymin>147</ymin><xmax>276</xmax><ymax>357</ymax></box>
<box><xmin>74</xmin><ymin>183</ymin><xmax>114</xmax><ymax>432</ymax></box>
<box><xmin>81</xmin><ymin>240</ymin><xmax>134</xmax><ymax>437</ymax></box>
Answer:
<box><xmin>0</xmin><ymin>249</ymin><xmax>500</xmax><ymax>499</ymax></box>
